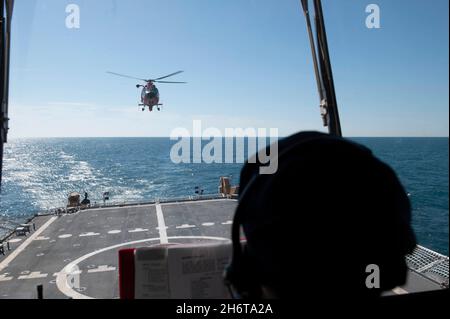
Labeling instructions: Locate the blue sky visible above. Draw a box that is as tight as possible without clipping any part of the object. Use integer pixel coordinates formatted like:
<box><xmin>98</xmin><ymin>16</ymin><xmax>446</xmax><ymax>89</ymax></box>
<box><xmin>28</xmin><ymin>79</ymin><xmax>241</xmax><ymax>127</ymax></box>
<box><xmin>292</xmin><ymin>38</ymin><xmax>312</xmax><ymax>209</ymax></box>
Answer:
<box><xmin>9</xmin><ymin>0</ymin><xmax>449</xmax><ymax>137</ymax></box>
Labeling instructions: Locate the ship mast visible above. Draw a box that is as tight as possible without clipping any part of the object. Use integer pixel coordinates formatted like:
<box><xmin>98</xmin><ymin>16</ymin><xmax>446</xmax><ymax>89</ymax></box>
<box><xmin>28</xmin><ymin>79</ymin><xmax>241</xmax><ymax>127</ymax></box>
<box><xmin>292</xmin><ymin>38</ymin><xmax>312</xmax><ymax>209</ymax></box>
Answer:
<box><xmin>301</xmin><ymin>0</ymin><xmax>342</xmax><ymax>137</ymax></box>
<box><xmin>0</xmin><ymin>0</ymin><xmax>14</xmax><ymax>190</ymax></box>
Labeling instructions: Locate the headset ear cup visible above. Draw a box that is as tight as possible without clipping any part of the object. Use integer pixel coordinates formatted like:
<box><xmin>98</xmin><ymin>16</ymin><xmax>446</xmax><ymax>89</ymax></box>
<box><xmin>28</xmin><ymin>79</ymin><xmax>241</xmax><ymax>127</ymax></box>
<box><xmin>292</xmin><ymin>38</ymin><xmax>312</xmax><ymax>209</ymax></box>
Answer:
<box><xmin>224</xmin><ymin>254</ymin><xmax>246</xmax><ymax>297</ymax></box>
<box><xmin>240</xmin><ymin>244</ymin><xmax>262</xmax><ymax>298</ymax></box>
<box><xmin>225</xmin><ymin>133</ymin><xmax>322</xmax><ymax>298</ymax></box>
<box><xmin>224</xmin><ymin>243</ymin><xmax>261</xmax><ymax>299</ymax></box>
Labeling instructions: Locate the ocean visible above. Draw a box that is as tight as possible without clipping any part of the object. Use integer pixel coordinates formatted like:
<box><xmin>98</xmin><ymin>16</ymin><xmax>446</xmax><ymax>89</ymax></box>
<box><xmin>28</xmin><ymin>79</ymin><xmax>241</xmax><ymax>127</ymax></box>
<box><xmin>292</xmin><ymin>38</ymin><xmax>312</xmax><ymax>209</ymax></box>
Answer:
<box><xmin>0</xmin><ymin>137</ymin><xmax>448</xmax><ymax>255</ymax></box>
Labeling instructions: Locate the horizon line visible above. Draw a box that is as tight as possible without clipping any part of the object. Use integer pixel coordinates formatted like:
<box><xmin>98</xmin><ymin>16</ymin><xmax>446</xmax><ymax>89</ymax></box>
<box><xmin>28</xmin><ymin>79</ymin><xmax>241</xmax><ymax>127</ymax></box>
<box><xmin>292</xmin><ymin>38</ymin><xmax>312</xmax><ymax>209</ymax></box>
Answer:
<box><xmin>7</xmin><ymin>135</ymin><xmax>450</xmax><ymax>139</ymax></box>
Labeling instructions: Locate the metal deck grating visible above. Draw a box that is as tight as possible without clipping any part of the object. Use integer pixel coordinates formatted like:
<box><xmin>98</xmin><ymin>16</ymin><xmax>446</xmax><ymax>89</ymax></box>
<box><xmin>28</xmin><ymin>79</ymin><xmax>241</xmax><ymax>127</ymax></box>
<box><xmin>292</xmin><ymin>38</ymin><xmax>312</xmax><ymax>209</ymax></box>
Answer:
<box><xmin>406</xmin><ymin>245</ymin><xmax>449</xmax><ymax>287</ymax></box>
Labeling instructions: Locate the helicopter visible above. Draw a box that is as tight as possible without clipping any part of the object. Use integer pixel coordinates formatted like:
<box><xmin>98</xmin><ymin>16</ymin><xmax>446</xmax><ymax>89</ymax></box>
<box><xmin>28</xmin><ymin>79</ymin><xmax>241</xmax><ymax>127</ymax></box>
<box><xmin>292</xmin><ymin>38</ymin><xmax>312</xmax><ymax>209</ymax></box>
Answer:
<box><xmin>107</xmin><ymin>71</ymin><xmax>186</xmax><ymax>112</ymax></box>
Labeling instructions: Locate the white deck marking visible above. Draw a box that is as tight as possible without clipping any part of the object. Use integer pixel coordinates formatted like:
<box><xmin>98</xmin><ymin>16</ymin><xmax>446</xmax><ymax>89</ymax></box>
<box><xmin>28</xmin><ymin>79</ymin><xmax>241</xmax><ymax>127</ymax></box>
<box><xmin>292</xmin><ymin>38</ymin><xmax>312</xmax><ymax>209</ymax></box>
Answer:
<box><xmin>0</xmin><ymin>274</ymin><xmax>13</xmax><ymax>282</ymax></box>
<box><xmin>8</xmin><ymin>238</ymin><xmax>22</xmax><ymax>243</ymax></box>
<box><xmin>58</xmin><ymin>234</ymin><xmax>72</xmax><ymax>239</ymax></box>
<box><xmin>79</xmin><ymin>232</ymin><xmax>100</xmax><ymax>237</ymax></box>
<box><xmin>221</xmin><ymin>221</ymin><xmax>232</xmax><ymax>225</ymax></box>
<box><xmin>108</xmin><ymin>230</ymin><xmax>121</xmax><ymax>234</ymax></box>
<box><xmin>128</xmin><ymin>228</ymin><xmax>149</xmax><ymax>233</ymax></box>
<box><xmin>56</xmin><ymin>236</ymin><xmax>229</xmax><ymax>299</ymax></box>
<box><xmin>87</xmin><ymin>265</ymin><xmax>116</xmax><ymax>273</ymax></box>
<box><xmin>202</xmin><ymin>222</ymin><xmax>215</xmax><ymax>227</ymax></box>
<box><xmin>18</xmin><ymin>271</ymin><xmax>48</xmax><ymax>280</ymax></box>
<box><xmin>161</xmin><ymin>198</ymin><xmax>237</xmax><ymax>206</ymax></box>
<box><xmin>34</xmin><ymin>236</ymin><xmax>50</xmax><ymax>241</ymax></box>
<box><xmin>156</xmin><ymin>203</ymin><xmax>168</xmax><ymax>244</ymax></box>
<box><xmin>0</xmin><ymin>216</ymin><xmax>58</xmax><ymax>273</ymax></box>
<box><xmin>176</xmin><ymin>224</ymin><xmax>196</xmax><ymax>229</ymax></box>
<box><xmin>392</xmin><ymin>287</ymin><xmax>409</xmax><ymax>295</ymax></box>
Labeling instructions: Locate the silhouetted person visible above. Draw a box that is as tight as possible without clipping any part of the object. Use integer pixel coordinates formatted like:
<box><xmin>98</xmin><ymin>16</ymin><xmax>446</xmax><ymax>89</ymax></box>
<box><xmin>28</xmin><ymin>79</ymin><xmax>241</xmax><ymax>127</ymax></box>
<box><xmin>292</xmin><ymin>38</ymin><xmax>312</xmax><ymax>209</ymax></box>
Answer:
<box><xmin>225</xmin><ymin>131</ymin><xmax>416</xmax><ymax>301</ymax></box>
<box><xmin>81</xmin><ymin>192</ymin><xmax>90</xmax><ymax>206</ymax></box>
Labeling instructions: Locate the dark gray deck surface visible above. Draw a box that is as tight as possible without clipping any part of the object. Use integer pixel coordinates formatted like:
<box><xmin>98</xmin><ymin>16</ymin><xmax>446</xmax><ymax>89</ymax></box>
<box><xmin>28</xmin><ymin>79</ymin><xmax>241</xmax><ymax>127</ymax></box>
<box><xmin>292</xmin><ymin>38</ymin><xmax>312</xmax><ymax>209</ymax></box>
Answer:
<box><xmin>0</xmin><ymin>199</ymin><xmax>236</xmax><ymax>299</ymax></box>
<box><xmin>0</xmin><ymin>198</ymin><xmax>446</xmax><ymax>299</ymax></box>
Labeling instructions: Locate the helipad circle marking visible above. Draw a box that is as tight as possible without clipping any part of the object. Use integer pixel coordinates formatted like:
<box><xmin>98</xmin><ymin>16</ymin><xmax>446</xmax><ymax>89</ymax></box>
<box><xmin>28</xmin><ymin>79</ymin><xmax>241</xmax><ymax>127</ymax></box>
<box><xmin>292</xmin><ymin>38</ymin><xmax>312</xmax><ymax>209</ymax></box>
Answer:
<box><xmin>56</xmin><ymin>236</ymin><xmax>230</xmax><ymax>299</ymax></box>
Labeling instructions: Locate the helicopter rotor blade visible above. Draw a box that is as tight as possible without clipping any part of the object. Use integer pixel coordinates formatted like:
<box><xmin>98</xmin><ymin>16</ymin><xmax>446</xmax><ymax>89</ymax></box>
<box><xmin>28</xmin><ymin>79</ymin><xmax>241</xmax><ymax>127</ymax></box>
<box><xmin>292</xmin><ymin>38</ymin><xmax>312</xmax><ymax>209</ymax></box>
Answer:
<box><xmin>153</xmin><ymin>80</ymin><xmax>187</xmax><ymax>84</ymax></box>
<box><xmin>152</xmin><ymin>71</ymin><xmax>184</xmax><ymax>81</ymax></box>
<box><xmin>107</xmin><ymin>71</ymin><xmax>148</xmax><ymax>82</ymax></box>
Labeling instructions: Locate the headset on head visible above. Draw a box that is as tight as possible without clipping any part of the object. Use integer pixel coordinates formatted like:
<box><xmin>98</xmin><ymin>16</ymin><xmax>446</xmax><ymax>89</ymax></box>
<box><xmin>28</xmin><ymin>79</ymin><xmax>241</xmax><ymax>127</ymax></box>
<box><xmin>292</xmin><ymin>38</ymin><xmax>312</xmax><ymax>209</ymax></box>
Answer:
<box><xmin>223</xmin><ymin>132</ymin><xmax>353</xmax><ymax>299</ymax></box>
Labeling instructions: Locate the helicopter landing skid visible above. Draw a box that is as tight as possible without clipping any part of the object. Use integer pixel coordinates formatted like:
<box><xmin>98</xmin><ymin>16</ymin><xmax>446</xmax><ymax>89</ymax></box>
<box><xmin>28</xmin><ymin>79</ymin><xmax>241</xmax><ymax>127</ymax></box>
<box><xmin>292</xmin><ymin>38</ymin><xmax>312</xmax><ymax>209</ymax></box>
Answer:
<box><xmin>138</xmin><ymin>104</ymin><xmax>163</xmax><ymax>112</ymax></box>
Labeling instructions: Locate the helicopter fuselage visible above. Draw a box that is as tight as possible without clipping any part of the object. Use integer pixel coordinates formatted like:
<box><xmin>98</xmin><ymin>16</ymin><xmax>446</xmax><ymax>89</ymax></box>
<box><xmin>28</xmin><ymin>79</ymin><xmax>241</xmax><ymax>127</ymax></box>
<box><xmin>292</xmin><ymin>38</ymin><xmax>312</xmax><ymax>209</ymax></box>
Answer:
<box><xmin>141</xmin><ymin>82</ymin><xmax>160</xmax><ymax>108</ymax></box>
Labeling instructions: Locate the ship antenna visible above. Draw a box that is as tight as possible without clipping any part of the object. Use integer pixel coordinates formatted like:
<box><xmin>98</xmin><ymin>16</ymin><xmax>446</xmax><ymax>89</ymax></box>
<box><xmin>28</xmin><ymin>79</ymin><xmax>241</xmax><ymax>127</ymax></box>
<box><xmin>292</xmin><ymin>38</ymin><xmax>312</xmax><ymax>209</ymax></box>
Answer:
<box><xmin>301</xmin><ymin>0</ymin><xmax>342</xmax><ymax>137</ymax></box>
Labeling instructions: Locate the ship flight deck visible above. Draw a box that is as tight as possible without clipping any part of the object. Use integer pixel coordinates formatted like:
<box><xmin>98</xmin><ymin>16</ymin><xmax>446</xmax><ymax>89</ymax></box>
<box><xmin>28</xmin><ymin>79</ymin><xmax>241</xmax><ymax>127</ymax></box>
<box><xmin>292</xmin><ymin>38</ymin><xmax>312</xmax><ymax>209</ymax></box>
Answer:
<box><xmin>0</xmin><ymin>198</ymin><xmax>447</xmax><ymax>299</ymax></box>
